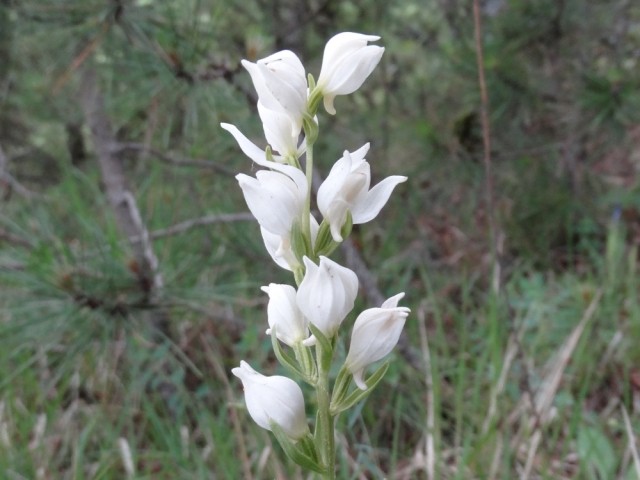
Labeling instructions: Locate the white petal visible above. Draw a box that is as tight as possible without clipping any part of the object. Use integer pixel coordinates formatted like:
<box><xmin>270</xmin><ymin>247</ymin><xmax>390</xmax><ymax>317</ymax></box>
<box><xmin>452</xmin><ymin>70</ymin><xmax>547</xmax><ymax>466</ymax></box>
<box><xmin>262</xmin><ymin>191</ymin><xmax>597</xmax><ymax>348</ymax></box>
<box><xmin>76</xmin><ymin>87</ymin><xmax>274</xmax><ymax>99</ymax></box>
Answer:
<box><xmin>221</xmin><ymin>123</ymin><xmax>266</xmax><ymax>164</ymax></box>
<box><xmin>325</xmin><ymin>198</ymin><xmax>350</xmax><ymax>242</ymax></box>
<box><xmin>236</xmin><ymin>171</ymin><xmax>303</xmax><ymax>236</ymax></box>
<box><xmin>296</xmin><ymin>256</ymin><xmax>358</xmax><ymax>337</ymax></box>
<box><xmin>350</xmin><ymin>142</ymin><xmax>371</xmax><ymax>162</ymax></box>
<box><xmin>242</xmin><ymin>53</ymin><xmax>307</xmax><ymax>131</ymax></box>
<box><xmin>351</xmin><ymin>368</ymin><xmax>368</xmax><ymax>390</ymax></box>
<box><xmin>316</xmin><ymin>33</ymin><xmax>383</xmax><ymax>113</ymax></box>
<box><xmin>258</xmin><ymin>102</ymin><xmax>299</xmax><ymax>158</ymax></box>
<box><xmin>350</xmin><ymin>175</ymin><xmax>407</xmax><ymax>224</ymax></box>
<box><xmin>259</xmin><ymin>50</ymin><xmax>306</xmax><ymax>94</ymax></box>
<box><xmin>381</xmin><ymin>292</ymin><xmax>405</xmax><ymax>309</ymax></box>
<box><xmin>323</xmin><ymin>94</ymin><xmax>337</xmax><ymax>115</ymax></box>
<box><xmin>262</xmin><ymin>283</ymin><xmax>309</xmax><ymax>346</ymax></box>
<box><xmin>261</xmin><ymin>228</ymin><xmax>295</xmax><ymax>271</ymax></box>
<box><xmin>317</xmin><ymin>152</ymin><xmax>352</xmax><ymax>216</ymax></box>
<box><xmin>322</xmin><ymin>46</ymin><xmax>384</xmax><ymax>96</ymax></box>
<box><xmin>318</xmin><ymin>33</ymin><xmax>381</xmax><ymax>87</ymax></box>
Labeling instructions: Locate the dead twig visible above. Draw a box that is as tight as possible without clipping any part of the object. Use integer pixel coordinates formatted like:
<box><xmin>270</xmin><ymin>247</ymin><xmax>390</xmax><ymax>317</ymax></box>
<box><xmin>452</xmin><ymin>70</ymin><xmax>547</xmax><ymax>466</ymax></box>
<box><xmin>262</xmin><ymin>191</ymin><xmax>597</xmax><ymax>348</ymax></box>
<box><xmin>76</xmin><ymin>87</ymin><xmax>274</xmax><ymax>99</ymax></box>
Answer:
<box><xmin>418</xmin><ymin>302</ymin><xmax>436</xmax><ymax>480</ymax></box>
<box><xmin>113</xmin><ymin>142</ymin><xmax>236</xmax><ymax>176</ymax></box>
<box><xmin>136</xmin><ymin>212</ymin><xmax>255</xmax><ymax>242</ymax></box>
<box><xmin>622</xmin><ymin>404</ymin><xmax>640</xmax><ymax>478</ymax></box>
<box><xmin>472</xmin><ymin>0</ymin><xmax>500</xmax><ymax>294</ymax></box>
<box><xmin>511</xmin><ymin>290</ymin><xmax>602</xmax><ymax>479</ymax></box>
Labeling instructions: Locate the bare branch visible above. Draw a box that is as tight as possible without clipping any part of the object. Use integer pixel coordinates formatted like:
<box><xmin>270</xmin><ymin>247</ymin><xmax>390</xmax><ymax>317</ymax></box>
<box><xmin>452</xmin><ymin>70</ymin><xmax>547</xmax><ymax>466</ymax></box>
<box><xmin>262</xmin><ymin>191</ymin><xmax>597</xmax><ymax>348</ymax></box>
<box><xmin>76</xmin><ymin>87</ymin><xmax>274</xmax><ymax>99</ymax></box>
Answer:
<box><xmin>113</xmin><ymin>142</ymin><xmax>236</xmax><ymax>176</ymax></box>
<box><xmin>0</xmin><ymin>261</ymin><xmax>26</xmax><ymax>271</ymax></box>
<box><xmin>79</xmin><ymin>67</ymin><xmax>164</xmax><ymax>296</ymax></box>
<box><xmin>135</xmin><ymin>212</ymin><xmax>254</xmax><ymax>242</ymax></box>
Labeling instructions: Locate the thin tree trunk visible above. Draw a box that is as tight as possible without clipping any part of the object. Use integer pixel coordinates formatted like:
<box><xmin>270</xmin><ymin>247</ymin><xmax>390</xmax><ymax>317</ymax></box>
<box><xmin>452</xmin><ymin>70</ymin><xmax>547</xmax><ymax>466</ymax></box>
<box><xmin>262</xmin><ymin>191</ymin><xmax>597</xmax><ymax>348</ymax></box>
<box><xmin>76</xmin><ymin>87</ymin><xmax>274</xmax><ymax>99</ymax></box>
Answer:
<box><xmin>79</xmin><ymin>66</ymin><xmax>169</xmax><ymax>334</ymax></box>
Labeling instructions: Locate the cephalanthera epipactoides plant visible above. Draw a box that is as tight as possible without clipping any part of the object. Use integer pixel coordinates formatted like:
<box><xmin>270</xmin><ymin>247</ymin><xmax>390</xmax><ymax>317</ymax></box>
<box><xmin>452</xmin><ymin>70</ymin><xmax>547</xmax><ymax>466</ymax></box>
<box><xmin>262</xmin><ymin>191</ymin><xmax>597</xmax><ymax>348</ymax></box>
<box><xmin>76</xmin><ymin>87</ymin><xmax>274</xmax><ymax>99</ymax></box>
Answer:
<box><xmin>222</xmin><ymin>33</ymin><xmax>410</xmax><ymax>478</ymax></box>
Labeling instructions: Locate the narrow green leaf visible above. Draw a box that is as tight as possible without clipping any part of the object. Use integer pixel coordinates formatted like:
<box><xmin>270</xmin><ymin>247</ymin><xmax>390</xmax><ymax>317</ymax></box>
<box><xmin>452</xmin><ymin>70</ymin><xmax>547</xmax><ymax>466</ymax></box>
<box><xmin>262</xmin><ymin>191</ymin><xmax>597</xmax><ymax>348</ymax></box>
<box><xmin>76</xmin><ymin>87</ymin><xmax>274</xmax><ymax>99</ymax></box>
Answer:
<box><xmin>308</xmin><ymin>322</ymin><xmax>332</xmax><ymax>356</ymax></box>
<box><xmin>330</xmin><ymin>366</ymin><xmax>352</xmax><ymax>410</ymax></box>
<box><xmin>290</xmin><ymin>220</ymin><xmax>310</xmax><ymax>265</ymax></box>
<box><xmin>270</xmin><ymin>423</ymin><xmax>326</xmax><ymax>474</ymax></box>
<box><xmin>270</xmin><ymin>328</ymin><xmax>307</xmax><ymax>380</ymax></box>
<box><xmin>330</xmin><ymin>362</ymin><xmax>389</xmax><ymax>415</ymax></box>
<box><xmin>302</xmin><ymin>113</ymin><xmax>319</xmax><ymax>145</ymax></box>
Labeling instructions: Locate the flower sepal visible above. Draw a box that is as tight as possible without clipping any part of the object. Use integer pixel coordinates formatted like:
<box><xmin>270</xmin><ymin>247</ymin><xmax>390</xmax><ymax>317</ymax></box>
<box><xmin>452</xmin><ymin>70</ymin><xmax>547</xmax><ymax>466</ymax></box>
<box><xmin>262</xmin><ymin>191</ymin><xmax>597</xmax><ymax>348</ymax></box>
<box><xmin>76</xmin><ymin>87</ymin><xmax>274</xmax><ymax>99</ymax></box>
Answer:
<box><xmin>329</xmin><ymin>361</ymin><xmax>389</xmax><ymax>416</ymax></box>
<box><xmin>270</xmin><ymin>423</ymin><xmax>326</xmax><ymax>474</ymax></box>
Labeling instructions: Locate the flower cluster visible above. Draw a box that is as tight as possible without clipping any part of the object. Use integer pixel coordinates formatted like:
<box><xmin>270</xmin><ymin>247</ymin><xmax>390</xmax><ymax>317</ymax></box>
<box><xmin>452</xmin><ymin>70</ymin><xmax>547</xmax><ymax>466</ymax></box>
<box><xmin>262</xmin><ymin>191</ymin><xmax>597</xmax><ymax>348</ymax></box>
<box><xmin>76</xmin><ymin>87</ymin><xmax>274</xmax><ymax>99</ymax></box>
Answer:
<box><xmin>224</xmin><ymin>32</ymin><xmax>410</xmax><ymax>476</ymax></box>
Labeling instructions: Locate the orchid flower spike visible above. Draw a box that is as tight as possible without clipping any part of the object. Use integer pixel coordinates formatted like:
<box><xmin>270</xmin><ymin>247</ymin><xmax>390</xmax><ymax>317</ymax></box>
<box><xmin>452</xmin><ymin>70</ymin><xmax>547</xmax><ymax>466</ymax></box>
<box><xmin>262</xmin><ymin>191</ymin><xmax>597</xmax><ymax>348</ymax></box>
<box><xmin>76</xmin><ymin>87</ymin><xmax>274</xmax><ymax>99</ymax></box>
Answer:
<box><xmin>317</xmin><ymin>144</ymin><xmax>407</xmax><ymax>241</ymax></box>
<box><xmin>316</xmin><ymin>32</ymin><xmax>384</xmax><ymax>114</ymax></box>
<box><xmin>232</xmin><ymin>361</ymin><xmax>309</xmax><ymax>440</ymax></box>
<box><xmin>344</xmin><ymin>293</ymin><xmax>410</xmax><ymax>390</ymax></box>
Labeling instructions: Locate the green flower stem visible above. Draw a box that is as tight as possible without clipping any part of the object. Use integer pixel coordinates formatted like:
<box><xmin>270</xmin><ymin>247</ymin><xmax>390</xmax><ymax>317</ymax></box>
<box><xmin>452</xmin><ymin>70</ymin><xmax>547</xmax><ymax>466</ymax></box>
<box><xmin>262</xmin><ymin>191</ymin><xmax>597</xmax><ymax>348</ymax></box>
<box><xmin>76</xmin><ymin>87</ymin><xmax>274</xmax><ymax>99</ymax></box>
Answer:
<box><xmin>315</xmin><ymin>341</ymin><xmax>336</xmax><ymax>479</ymax></box>
<box><xmin>303</xmin><ymin>138</ymin><xmax>314</xmax><ymax>248</ymax></box>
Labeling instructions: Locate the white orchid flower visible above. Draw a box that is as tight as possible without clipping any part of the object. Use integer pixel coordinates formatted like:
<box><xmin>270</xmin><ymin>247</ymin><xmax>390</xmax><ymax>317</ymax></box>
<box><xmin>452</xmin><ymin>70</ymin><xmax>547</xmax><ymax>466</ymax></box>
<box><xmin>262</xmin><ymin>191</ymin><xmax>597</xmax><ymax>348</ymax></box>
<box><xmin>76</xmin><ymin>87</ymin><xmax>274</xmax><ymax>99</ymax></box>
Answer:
<box><xmin>317</xmin><ymin>143</ymin><xmax>407</xmax><ymax>241</ymax></box>
<box><xmin>232</xmin><ymin>361</ymin><xmax>308</xmax><ymax>440</ymax></box>
<box><xmin>236</xmin><ymin>161</ymin><xmax>307</xmax><ymax>237</ymax></box>
<box><xmin>296</xmin><ymin>256</ymin><xmax>358</xmax><ymax>339</ymax></box>
<box><xmin>344</xmin><ymin>293</ymin><xmax>410</xmax><ymax>390</ymax></box>
<box><xmin>316</xmin><ymin>32</ymin><xmax>384</xmax><ymax>114</ymax></box>
<box><xmin>242</xmin><ymin>50</ymin><xmax>308</xmax><ymax>134</ymax></box>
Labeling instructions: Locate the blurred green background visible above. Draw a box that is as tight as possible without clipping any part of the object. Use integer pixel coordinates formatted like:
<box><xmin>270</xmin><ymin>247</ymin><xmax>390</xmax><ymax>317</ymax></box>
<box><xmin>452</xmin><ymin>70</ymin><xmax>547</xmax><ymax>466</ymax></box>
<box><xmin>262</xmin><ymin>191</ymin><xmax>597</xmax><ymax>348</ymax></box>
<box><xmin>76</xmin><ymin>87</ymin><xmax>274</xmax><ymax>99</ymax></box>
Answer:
<box><xmin>1</xmin><ymin>0</ymin><xmax>640</xmax><ymax>478</ymax></box>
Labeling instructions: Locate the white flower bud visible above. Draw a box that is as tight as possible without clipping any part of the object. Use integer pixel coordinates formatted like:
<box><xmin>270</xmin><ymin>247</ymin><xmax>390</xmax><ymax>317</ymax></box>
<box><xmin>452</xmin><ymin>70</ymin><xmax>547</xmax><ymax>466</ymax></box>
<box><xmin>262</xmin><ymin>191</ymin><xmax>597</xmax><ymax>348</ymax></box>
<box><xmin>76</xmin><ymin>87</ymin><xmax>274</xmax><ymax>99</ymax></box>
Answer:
<box><xmin>262</xmin><ymin>283</ymin><xmax>312</xmax><ymax>346</ymax></box>
<box><xmin>242</xmin><ymin>50</ymin><xmax>307</xmax><ymax>133</ymax></box>
<box><xmin>345</xmin><ymin>293</ymin><xmax>410</xmax><ymax>390</ymax></box>
<box><xmin>317</xmin><ymin>144</ymin><xmax>407</xmax><ymax>241</ymax></box>
<box><xmin>296</xmin><ymin>256</ymin><xmax>358</xmax><ymax>339</ymax></box>
<box><xmin>232</xmin><ymin>361</ymin><xmax>308</xmax><ymax>440</ymax></box>
<box><xmin>316</xmin><ymin>32</ymin><xmax>384</xmax><ymax>114</ymax></box>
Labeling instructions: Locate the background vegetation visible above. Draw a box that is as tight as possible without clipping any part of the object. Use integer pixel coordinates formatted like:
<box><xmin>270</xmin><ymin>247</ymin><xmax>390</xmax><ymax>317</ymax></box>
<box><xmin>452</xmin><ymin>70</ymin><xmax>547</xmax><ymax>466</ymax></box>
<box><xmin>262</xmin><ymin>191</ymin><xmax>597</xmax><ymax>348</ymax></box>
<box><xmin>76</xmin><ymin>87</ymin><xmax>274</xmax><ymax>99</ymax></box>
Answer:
<box><xmin>1</xmin><ymin>0</ymin><xmax>640</xmax><ymax>478</ymax></box>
